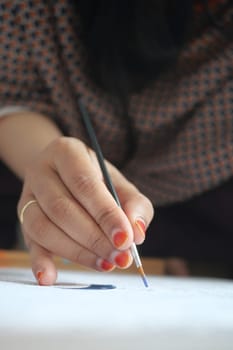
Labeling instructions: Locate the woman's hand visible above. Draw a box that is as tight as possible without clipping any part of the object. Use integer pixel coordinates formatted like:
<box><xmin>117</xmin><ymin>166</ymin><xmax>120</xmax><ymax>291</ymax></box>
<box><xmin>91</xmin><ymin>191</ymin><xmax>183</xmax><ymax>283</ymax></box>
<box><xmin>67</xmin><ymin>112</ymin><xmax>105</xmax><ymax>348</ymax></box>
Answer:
<box><xmin>17</xmin><ymin>136</ymin><xmax>154</xmax><ymax>285</ymax></box>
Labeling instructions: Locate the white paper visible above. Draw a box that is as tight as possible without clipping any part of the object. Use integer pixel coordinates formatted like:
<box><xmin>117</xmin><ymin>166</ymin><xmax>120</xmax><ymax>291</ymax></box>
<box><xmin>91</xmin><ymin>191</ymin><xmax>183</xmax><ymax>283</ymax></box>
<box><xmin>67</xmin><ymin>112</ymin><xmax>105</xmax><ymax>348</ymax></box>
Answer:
<box><xmin>1</xmin><ymin>268</ymin><xmax>233</xmax><ymax>350</ymax></box>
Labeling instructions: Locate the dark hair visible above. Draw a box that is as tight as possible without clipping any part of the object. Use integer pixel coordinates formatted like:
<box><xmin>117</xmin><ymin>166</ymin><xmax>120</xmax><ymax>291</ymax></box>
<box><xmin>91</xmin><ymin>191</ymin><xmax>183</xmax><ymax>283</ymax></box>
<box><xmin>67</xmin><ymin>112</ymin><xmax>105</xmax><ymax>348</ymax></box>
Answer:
<box><xmin>76</xmin><ymin>0</ymin><xmax>193</xmax><ymax>102</ymax></box>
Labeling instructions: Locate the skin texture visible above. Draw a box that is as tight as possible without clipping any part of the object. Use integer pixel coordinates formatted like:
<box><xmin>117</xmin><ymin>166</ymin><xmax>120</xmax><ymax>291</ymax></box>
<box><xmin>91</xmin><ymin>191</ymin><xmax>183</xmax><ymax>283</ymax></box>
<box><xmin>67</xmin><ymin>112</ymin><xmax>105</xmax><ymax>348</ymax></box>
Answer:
<box><xmin>0</xmin><ymin>111</ymin><xmax>154</xmax><ymax>285</ymax></box>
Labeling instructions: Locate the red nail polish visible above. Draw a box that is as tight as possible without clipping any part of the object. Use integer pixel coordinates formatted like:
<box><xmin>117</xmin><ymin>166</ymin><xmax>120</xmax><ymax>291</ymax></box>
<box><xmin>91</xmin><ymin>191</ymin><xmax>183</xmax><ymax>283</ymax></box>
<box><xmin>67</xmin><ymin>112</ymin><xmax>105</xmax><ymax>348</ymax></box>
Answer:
<box><xmin>135</xmin><ymin>219</ymin><xmax>146</xmax><ymax>235</ymax></box>
<box><xmin>113</xmin><ymin>231</ymin><xmax>128</xmax><ymax>248</ymax></box>
<box><xmin>36</xmin><ymin>271</ymin><xmax>44</xmax><ymax>285</ymax></box>
<box><xmin>100</xmin><ymin>259</ymin><xmax>115</xmax><ymax>272</ymax></box>
<box><xmin>114</xmin><ymin>251</ymin><xmax>130</xmax><ymax>268</ymax></box>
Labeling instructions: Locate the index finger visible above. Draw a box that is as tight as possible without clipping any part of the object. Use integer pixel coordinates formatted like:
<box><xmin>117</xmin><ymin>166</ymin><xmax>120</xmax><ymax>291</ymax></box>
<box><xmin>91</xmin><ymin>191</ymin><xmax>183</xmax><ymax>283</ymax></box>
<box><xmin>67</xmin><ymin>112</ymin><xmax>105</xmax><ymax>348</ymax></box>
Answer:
<box><xmin>52</xmin><ymin>137</ymin><xmax>134</xmax><ymax>250</ymax></box>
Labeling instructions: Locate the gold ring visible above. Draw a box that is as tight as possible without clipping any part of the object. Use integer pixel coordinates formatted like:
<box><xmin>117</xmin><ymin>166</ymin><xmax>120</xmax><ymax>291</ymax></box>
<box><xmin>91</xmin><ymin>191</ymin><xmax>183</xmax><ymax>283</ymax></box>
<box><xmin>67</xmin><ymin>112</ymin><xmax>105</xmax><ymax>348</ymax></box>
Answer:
<box><xmin>19</xmin><ymin>199</ymin><xmax>38</xmax><ymax>224</ymax></box>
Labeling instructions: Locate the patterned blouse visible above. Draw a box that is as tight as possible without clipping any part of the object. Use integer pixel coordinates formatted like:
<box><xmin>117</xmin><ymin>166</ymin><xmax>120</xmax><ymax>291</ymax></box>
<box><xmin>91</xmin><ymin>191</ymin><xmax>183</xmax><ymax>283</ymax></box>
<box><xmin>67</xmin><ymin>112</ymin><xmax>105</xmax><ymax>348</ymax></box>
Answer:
<box><xmin>0</xmin><ymin>0</ymin><xmax>232</xmax><ymax>206</ymax></box>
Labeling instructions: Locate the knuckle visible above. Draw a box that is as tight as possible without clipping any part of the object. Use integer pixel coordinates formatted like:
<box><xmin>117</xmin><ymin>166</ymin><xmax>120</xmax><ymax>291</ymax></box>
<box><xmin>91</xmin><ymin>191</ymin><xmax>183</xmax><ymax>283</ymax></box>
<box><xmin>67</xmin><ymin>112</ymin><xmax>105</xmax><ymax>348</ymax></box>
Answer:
<box><xmin>88</xmin><ymin>234</ymin><xmax>105</xmax><ymax>253</ymax></box>
<box><xmin>71</xmin><ymin>248</ymin><xmax>87</xmax><ymax>265</ymax></box>
<box><xmin>49</xmin><ymin>196</ymin><xmax>72</xmax><ymax>222</ymax></box>
<box><xmin>72</xmin><ymin>173</ymin><xmax>98</xmax><ymax>196</ymax></box>
<box><xmin>53</xmin><ymin>136</ymin><xmax>70</xmax><ymax>151</ymax></box>
<box><xmin>96</xmin><ymin>205</ymin><xmax>119</xmax><ymax>228</ymax></box>
<box><xmin>53</xmin><ymin>136</ymin><xmax>82</xmax><ymax>156</ymax></box>
<box><xmin>50</xmin><ymin>137</ymin><xmax>72</xmax><ymax>159</ymax></box>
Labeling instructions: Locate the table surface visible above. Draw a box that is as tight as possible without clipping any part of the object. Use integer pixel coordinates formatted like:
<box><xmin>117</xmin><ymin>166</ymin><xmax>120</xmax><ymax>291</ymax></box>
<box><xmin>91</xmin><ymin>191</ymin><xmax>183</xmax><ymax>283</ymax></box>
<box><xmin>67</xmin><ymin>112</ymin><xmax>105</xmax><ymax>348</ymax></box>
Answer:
<box><xmin>1</xmin><ymin>250</ymin><xmax>233</xmax><ymax>350</ymax></box>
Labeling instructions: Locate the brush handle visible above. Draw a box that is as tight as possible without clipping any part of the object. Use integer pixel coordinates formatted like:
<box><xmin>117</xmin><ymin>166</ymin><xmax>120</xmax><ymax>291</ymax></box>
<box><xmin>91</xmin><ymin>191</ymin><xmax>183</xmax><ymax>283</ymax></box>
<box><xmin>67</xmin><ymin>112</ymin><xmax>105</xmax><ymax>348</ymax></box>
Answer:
<box><xmin>78</xmin><ymin>98</ymin><xmax>148</xmax><ymax>286</ymax></box>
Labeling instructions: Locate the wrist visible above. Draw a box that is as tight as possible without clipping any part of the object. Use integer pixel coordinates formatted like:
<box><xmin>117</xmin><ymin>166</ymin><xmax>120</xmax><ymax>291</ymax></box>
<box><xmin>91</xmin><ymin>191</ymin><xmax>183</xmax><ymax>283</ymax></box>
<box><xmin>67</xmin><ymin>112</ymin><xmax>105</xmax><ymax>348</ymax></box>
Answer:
<box><xmin>0</xmin><ymin>111</ymin><xmax>63</xmax><ymax>179</ymax></box>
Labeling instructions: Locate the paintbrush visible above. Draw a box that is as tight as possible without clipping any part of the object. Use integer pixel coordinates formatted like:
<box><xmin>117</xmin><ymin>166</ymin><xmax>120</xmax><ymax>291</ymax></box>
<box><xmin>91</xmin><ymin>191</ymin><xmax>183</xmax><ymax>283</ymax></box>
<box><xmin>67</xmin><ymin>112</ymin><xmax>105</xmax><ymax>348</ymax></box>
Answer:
<box><xmin>78</xmin><ymin>98</ymin><xmax>148</xmax><ymax>288</ymax></box>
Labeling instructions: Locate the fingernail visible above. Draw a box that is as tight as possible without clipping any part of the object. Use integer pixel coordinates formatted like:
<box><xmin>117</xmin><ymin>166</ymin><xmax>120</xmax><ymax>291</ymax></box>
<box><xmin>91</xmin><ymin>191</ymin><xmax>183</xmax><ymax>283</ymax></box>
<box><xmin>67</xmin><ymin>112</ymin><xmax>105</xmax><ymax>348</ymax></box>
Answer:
<box><xmin>36</xmin><ymin>271</ymin><xmax>44</xmax><ymax>285</ymax></box>
<box><xmin>135</xmin><ymin>219</ymin><xmax>146</xmax><ymax>236</ymax></box>
<box><xmin>112</xmin><ymin>230</ymin><xmax>128</xmax><ymax>249</ymax></box>
<box><xmin>112</xmin><ymin>251</ymin><xmax>132</xmax><ymax>269</ymax></box>
<box><xmin>97</xmin><ymin>258</ymin><xmax>115</xmax><ymax>272</ymax></box>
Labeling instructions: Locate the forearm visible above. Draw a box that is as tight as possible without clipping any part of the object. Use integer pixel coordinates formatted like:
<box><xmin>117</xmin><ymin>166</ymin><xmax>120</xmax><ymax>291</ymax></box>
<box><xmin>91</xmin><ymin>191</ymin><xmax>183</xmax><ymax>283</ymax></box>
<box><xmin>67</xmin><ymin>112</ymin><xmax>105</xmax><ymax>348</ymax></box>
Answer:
<box><xmin>0</xmin><ymin>111</ymin><xmax>62</xmax><ymax>179</ymax></box>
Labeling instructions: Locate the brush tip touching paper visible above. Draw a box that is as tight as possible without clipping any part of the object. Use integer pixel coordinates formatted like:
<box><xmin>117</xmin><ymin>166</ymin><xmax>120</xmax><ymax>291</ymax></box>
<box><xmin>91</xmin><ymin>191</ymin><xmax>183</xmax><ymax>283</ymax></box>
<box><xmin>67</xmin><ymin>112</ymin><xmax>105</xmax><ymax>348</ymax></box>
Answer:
<box><xmin>138</xmin><ymin>266</ymin><xmax>149</xmax><ymax>288</ymax></box>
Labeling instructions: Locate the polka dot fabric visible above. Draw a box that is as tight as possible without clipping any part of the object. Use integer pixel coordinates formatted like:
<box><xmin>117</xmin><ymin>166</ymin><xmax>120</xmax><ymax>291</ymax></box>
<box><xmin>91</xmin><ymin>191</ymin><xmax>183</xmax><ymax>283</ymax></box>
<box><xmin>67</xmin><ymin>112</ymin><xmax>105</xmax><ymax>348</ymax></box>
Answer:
<box><xmin>0</xmin><ymin>0</ymin><xmax>232</xmax><ymax>205</ymax></box>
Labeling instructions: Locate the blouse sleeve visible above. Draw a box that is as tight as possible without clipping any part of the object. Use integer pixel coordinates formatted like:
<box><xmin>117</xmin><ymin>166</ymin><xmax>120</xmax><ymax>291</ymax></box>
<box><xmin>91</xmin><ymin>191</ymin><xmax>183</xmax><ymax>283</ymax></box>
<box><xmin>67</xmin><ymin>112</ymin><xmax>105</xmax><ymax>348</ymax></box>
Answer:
<box><xmin>0</xmin><ymin>2</ymin><xmax>55</xmax><ymax>119</ymax></box>
<box><xmin>0</xmin><ymin>106</ymin><xmax>31</xmax><ymax>118</ymax></box>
